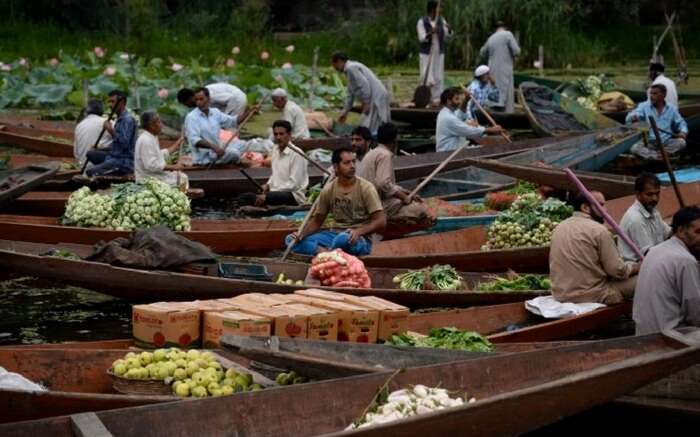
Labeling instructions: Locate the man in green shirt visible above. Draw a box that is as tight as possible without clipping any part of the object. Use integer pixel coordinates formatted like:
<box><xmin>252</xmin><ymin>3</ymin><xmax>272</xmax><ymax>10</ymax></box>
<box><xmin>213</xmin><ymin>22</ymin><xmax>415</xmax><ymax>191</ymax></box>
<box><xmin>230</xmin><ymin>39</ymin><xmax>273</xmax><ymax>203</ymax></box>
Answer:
<box><xmin>286</xmin><ymin>147</ymin><xmax>386</xmax><ymax>256</ymax></box>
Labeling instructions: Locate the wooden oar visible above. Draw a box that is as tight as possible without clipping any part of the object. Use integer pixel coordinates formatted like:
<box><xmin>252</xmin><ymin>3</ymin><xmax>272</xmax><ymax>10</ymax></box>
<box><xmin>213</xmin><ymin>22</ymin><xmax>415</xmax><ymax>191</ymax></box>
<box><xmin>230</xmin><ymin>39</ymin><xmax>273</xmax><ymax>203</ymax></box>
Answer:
<box><xmin>281</xmin><ymin>176</ymin><xmax>336</xmax><ymax>261</ymax></box>
<box><xmin>406</xmin><ymin>145</ymin><xmax>465</xmax><ymax>202</ymax></box>
<box><xmin>79</xmin><ymin>98</ymin><xmax>120</xmax><ymax>174</ymax></box>
<box><xmin>467</xmin><ymin>91</ymin><xmax>512</xmax><ymax>143</ymax></box>
<box><xmin>648</xmin><ymin>116</ymin><xmax>686</xmax><ymax>208</ymax></box>
<box><xmin>240</xmin><ymin>168</ymin><xmax>264</xmax><ymax>192</ymax></box>
<box><xmin>564</xmin><ymin>168</ymin><xmax>645</xmax><ymax>261</ymax></box>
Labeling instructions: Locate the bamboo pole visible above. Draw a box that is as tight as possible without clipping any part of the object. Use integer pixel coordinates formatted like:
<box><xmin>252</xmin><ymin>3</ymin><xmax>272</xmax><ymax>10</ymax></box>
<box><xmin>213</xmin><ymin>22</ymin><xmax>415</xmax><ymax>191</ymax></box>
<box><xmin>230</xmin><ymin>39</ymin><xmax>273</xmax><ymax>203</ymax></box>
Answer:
<box><xmin>407</xmin><ymin>145</ymin><xmax>465</xmax><ymax>201</ymax></box>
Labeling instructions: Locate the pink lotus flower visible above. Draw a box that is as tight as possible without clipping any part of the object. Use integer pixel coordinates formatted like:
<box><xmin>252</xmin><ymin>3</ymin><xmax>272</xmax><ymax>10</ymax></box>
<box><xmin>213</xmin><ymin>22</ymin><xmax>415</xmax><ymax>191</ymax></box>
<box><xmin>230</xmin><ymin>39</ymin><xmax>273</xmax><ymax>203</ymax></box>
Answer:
<box><xmin>226</xmin><ymin>58</ymin><xmax>235</xmax><ymax>67</ymax></box>
<box><xmin>49</xmin><ymin>58</ymin><xmax>60</xmax><ymax>67</ymax></box>
<box><xmin>260</xmin><ymin>51</ymin><xmax>270</xmax><ymax>61</ymax></box>
<box><xmin>120</xmin><ymin>53</ymin><xmax>129</xmax><ymax>60</ymax></box>
<box><xmin>158</xmin><ymin>88</ymin><xmax>169</xmax><ymax>99</ymax></box>
<box><xmin>94</xmin><ymin>47</ymin><xmax>105</xmax><ymax>58</ymax></box>
<box><xmin>0</xmin><ymin>64</ymin><xmax>10</xmax><ymax>72</ymax></box>
<box><xmin>231</xmin><ymin>46</ymin><xmax>240</xmax><ymax>55</ymax></box>
<box><xmin>104</xmin><ymin>66</ymin><xmax>117</xmax><ymax>76</ymax></box>
<box><xmin>282</xmin><ymin>62</ymin><xmax>293</xmax><ymax>69</ymax></box>
<box><xmin>285</xmin><ymin>45</ymin><xmax>295</xmax><ymax>53</ymax></box>
<box><xmin>171</xmin><ymin>63</ymin><xmax>183</xmax><ymax>72</ymax></box>
<box><xmin>18</xmin><ymin>58</ymin><xmax>27</xmax><ymax>66</ymax></box>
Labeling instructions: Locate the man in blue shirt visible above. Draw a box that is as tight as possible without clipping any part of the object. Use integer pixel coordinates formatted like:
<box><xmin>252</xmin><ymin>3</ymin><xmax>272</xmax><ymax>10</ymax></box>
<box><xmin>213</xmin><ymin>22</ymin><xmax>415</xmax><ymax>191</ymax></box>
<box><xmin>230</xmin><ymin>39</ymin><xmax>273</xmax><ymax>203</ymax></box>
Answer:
<box><xmin>86</xmin><ymin>89</ymin><xmax>137</xmax><ymax>176</ymax></box>
<box><xmin>625</xmin><ymin>83</ymin><xmax>688</xmax><ymax>160</ymax></box>
<box><xmin>184</xmin><ymin>87</ymin><xmax>254</xmax><ymax>166</ymax></box>
<box><xmin>435</xmin><ymin>87</ymin><xmax>503</xmax><ymax>152</ymax></box>
<box><xmin>466</xmin><ymin>65</ymin><xmax>500</xmax><ymax>119</ymax></box>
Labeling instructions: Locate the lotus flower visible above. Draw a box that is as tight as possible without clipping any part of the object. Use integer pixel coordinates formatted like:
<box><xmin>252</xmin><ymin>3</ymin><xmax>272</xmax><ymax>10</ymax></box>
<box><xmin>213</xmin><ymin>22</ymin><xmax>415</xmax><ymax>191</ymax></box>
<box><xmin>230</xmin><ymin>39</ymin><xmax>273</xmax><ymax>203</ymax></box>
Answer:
<box><xmin>231</xmin><ymin>46</ymin><xmax>240</xmax><ymax>55</ymax></box>
<box><xmin>282</xmin><ymin>62</ymin><xmax>293</xmax><ymax>69</ymax></box>
<box><xmin>94</xmin><ymin>46</ymin><xmax>105</xmax><ymax>58</ymax></box>
<box><xmin>285</xmin><ymin>45</ymin><xmax>295</xmax><ymax>53</ymax></box>
<box><xmin>120</xmin><ymin>53</ymin><xmax>130</xmax><ymax>60</ymax></box>
<box><xmin>158</xmin><ymin>88</ymin><xmax>169</xmax><ymax>99</ymax></box>
<box><xmin>0</xmin><ymin>63</ymin><xmax>10</xmax><ymax>72</ymax></box>
<box><xmin>171</xmin><ymin>63</ymin><xmax>183</xmax><ymax>72</ymax></box>
<box><xmin>260</xmin><ymin>51</ymin><xmax>270</xmax><ymax>61</ymax></box>
<box><xmin>18</xmin><ymin>58</ymin><xmax>27</xmax><ymax>66</ymax></box>
<box><xmin>49</xmin><ymin>58</ymin><xmax>60</xmax><ymax>67</ymax></box>
<box><xmin>104</xmin><ymin>66</ymin><xmax>117</xmax><ymax>76</ymax></box>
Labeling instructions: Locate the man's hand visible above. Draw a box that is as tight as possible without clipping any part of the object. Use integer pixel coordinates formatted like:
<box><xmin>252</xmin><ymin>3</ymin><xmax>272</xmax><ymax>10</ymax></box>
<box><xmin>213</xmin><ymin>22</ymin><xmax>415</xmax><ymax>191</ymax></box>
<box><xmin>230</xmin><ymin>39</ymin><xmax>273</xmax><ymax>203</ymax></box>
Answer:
<box><xmin>346</xmin><ymin>229</ymin><xmax>362</xmax><ymax>245</ymax></box>
<box><xmin>485</xmin><ymin>125</ymin><xmax>504</xmax><ymax>134</ymax></box>
<box><xmin>630</xmin><ymin>262</ymin><xmax>641</xmax><ymax>276</ymax></box>
<box><xmin>254</xmin><ymin>194</ymin><xmax>266</xmax><ymax>207</ymax></box>
<box><xmin>398</xmin><ymin>191</ymin><xmax>412</xmax><ymax>205</ymax></box>
<box><xmin>630</xmin><ymin>114</ymin><xmax>639</xmax><ymax>123</ymax></box>
<box><xmin>261</xmin><ymin>184</ymin><xmax>270</xmax><ymax>194</ymax></box>
<box><xmin>337</xmin><ymin>113</ymin><xmax>348</xmax><ymax>124</ymax></box>
<box><xmin>214</xmin><ymin>146</ymin><xmax>225</xmax><ymax>158</ymax></box>
<box><xmin>103</xmin><ymin>120</ymin><xmax>115</xmax><ymax>135</ymax></box>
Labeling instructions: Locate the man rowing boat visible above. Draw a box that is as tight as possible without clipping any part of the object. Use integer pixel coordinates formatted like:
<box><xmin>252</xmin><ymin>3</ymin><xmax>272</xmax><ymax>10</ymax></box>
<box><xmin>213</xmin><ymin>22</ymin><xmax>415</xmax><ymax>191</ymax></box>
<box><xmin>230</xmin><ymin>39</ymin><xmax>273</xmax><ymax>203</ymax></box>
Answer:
<box><xmin>435</xmin><ymin>87</ymin><xmax>503</xmax><ymax>152</ymax></box>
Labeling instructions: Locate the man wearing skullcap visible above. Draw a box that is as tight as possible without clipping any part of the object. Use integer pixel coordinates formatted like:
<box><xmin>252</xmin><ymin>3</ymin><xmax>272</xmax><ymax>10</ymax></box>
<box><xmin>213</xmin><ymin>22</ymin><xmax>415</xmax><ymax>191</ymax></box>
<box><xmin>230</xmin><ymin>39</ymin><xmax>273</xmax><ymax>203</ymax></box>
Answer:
<box><xmin>466</xmin><ymin>65</ymin><xmax>500</xmax><ymax>120</ymax></box>
<box><xmin>270</xmin><ymin>88</ymin><xmax>310</xmax><ymax>141</ymax></box>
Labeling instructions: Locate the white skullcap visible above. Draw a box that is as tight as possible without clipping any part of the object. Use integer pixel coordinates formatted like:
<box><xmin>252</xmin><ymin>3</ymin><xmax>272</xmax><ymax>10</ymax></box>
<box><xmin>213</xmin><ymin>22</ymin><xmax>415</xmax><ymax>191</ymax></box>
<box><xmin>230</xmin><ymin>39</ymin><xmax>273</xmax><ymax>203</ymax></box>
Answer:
<box><xmin>474</xmin><ymin>65</ymin><xmax>490</xmax><ymax>77</ymax></box>
<box><xmin>271</xmin><ymin>88</ymin><xmax>287</xmax><ymax>97</ymax></box>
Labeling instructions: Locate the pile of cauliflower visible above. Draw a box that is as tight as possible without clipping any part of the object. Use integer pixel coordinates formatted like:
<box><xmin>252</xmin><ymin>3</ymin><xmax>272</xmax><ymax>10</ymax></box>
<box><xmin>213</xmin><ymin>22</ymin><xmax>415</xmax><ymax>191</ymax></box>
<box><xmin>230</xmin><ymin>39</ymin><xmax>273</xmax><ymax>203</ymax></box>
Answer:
<box><xmin>63</xmin><ymin>178</ymin><xmax>191</xmax><ymax>231</ymax></box>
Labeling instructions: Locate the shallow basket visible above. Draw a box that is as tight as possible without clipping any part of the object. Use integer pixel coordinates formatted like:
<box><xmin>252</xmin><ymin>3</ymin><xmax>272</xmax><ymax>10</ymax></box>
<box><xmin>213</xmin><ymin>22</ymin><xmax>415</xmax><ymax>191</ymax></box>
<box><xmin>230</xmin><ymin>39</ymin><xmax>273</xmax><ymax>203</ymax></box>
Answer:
<box><xmin>107</xmin><ymin>369</ymin><xmax>173</xmax><ymax>396</ymax></box>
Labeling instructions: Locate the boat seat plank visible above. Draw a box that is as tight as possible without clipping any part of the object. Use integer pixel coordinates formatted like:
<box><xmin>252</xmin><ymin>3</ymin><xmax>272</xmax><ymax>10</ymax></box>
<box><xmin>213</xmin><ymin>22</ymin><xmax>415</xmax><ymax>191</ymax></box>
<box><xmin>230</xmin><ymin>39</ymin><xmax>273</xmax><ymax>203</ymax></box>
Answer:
<box><xmin>70</xmin><ymin>412</ymin><xmax>113</xmax><ymax>437</ymax></box>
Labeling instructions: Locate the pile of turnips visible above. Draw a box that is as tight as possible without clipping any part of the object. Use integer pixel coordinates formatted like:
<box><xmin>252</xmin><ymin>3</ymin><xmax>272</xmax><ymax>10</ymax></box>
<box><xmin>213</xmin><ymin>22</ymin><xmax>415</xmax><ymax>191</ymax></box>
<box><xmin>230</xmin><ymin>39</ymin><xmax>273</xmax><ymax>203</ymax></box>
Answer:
<box><xmin>348</xmin><ymin>385</ymin><xmax>474</xmax><ymax>430</ymax></box>
<box><xmin>63</xmin><ymin>178</ymin><xmax>191</xmax><ymax>231</ymax></box>
<box><xmin>309</xmin><ymin>249</ymin><xmax>371</xmax><ymax>288</ymax></box>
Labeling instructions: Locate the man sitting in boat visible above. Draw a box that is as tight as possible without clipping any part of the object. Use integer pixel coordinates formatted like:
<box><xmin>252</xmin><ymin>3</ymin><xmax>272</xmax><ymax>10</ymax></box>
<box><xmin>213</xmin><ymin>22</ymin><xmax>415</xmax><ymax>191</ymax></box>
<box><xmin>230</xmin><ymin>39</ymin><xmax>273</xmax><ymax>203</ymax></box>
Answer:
<box><xmin>549</xmin><ymin>191</ymin><xmax>640</xmax><ymax>304</ymax></box>
<box><xmin>358</xmin><ymin>122</ymin><xmax>433</xmax><ymax>225</ymax></box>
<box><xmin>74</xmin><ymin>99</ymin><xmax>112</xmax><ymax>170</ymax></box>
<box><xmin>435</xmin><ymin>87</ymin><xmax>504</xmax><ymax>152</ymax></box>
<box><xmin>85</xmin><ymin>90</ymin><xmax>137</xmax><ymax>177</ymax></box>
<box><xmin>178</xmin><ymin>83</ymin><xmax>248</xmax><ymax>118</ymax></box>
<box><xmin>184</xmin><ymin>87</ymin><xmax>255</xmax><ymax>167</ymax></box>
<box><xmin>625</xmin><ymin>84</ymin><xmax>688</xmax><ymax>160</ymax></box>
<box><xmin>134</xmin><ymin>111</ymin><xmax>188</xmax><ymax>189</ymax></box>
<box><xmin>466</xmin><ymin>65</ymin><xmax>500</xmax><ymax>120</ymax></box>
<box><xmin>633</xmin><ymin>206</ymin><xmax>700</xmax><ymax>335</ymax></box>
<box><xmin>270</xmin><ymin>88</ymin><xmax>310</xmax><ymax>141</ymax></box>
<box><xmin>618</xmin><ymin>173</ymin><xmax>670</xmax><ymax>263</ymax></box>
<box><xmin>238</xmin><ymin>120</ymin><xmax>308</xmax><ymax>207</ymax></box>
<box><xmin>285</xmin><ymin>147</ymin><xmax>386</xmax><ymax>256</ymax></box>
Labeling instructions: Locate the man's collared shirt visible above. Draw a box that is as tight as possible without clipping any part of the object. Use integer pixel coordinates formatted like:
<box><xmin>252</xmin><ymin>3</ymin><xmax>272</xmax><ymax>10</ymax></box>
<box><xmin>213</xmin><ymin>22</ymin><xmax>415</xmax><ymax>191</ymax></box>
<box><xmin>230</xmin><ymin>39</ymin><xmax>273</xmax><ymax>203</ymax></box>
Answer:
<box><xmin>267</xmin><ymin>143</ymin><xmax>309</xmax><ymax>204</ymax></box>
<box><xmin>625</xmin><ymin>101</ymin><xmax>687</xmax><ymax>143</ymax></box>
<box><xmin>435</xmin><ymin>106</ymin><xmax>485</xmax><ymax>152</ymax></box>
<box><xmin>618</xmin><ymin>200</ymin><xmax>671</xmax><ymax>262</ymax></box>
<box><xmin>466</xmin><ymin>79</ymin><xmax>500</xmax><ymax>119</ymax></box>
<box><xmin>185</xmin><ymin>107</ymin><xmax>238</xmax><ymax>165</ymax></box>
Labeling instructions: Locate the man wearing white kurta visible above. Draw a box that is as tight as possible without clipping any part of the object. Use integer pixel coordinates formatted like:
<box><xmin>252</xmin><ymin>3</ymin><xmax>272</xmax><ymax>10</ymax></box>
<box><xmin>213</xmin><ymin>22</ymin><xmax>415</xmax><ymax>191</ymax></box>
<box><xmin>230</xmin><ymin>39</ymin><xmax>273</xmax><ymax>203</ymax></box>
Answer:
<box><xmin>204</xmin><ymin>83</ymin><xmax>248</xmax><ymax>117</ymax></box>
<box><xmin>74</xmin><ymin>100</ymin><xmax>112</xmax><ymax>169</ymax></box>
<box><xmin>479</xmin><ymin>22</ymin><xmax>521</xmax><ymax>113</ymax></box>
<box><xmin>332</xmin><ymin>52</ymin><xmax>391</xmax><ymax>136</ymax></box>
<box><xmin>135</xmin><ymin>111</ymin><xmax>188</xmax><ymax>188</ymax></box>
<box><xmin>648</xmin><ymin>62</ymin><xmax>678</xmax><ymax>108</ymax></box>
<box><xmin>416</xmin><ymin>1</ymin><xmax>450</xmax><ymax>105</ymax></box>
<box><xmin>270</xmin><ymin>88</ymin><xmax>310</xmax><ymax>140</ymax></box>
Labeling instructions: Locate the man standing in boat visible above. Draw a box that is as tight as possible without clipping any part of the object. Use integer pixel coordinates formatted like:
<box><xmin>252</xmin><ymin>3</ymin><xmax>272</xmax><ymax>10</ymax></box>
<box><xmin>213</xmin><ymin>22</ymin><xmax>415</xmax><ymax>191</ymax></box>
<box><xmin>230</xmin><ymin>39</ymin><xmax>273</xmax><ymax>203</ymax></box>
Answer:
<box><xmin>358</xmin><ymin>122</ymin><xmax>433</xmax><ymax>226</ymax></box>
<box><xmin>633</xmin><ymin>206</ymin><xmax>700</xmax><ymax>335</ymax></box>
<box><xmin>618</xmin><ymin>173</ymin><xmax>670</xmax><ymax>262</ymax></box>
<box><xmin>416</xmin><ymin>0</ymin><xmax>450</xmax><ymax>106</ymax></box>
<box><xmin>134</xmin><ymin>111</ymin><xmax>188</xmax><ymax>189</ymax></box>
<box><xmin>332</xmin><ymin>52</ymin><xmax>391</xmax><ymax>136</ymax></box>
<box><xmin>648</xmin><ymin>62</ymin><xmax>678</xmax><ymax>108</ymax></box>
<box><xmin>479</xmin><ymin>21</ymin><xmax>520</xmax><ymax>113</ymax></box>
<box><xmin>184</xmin><ymin>87</ymin><xmax>255</xmax><ymax>167</ymax></box>
<box><xmin>178</xmin><ymin>83</ymin><xmax>248</xmax><ymax>118</ymax></box>
<box><xmin>625</xmin><ymin>83</ymin><xmax>687</xmax><ymax>160</ymax></box>
<box><xmin>549</xmin><ymin>191</ymin><xmax>640</xmax><ymax>304</ymax></box>
<box><xmin>238</xmin><ymin>120</ymin><xmax>308</xmax><ymax>208</ymax></box>
<box><xmin>285</xmin><ymin>147</ymin><xmax>386</xmax><ymax>256</ymax></box>
<box><xmin>466</xmin><ymin>65</ymin><xmax>500</xmax><ymax>120</ymax></box>
<box><xmin>74</xmin><ymin>99</ymin><xmax>112</xmax><ymax>170</ymax></box>
<box><xmin>85</xmin><ymin>90</ymin><xmax>137</xmax><ymax>177</ymax></box>
<box><xmin>436</xmin><ymin>87</ymin><xmax>504</xmax><ymax>152</ymax></box>
<box><xmin>269</xmin><ymin>88</ymin><xmax>310</xmax><ymax>141</ymax></box>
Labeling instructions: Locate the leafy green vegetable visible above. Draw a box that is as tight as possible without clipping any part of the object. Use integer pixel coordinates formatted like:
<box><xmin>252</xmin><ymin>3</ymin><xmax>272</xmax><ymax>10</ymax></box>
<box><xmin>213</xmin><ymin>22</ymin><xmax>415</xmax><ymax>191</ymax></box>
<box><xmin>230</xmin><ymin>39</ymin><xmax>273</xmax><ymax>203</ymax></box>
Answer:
<box><xmin>392</xmin><ymin>265</ymin><xmax>462</xmax><ymax>291</ymax></box>
<box><xmin>476</xmin><ymin>273</ymin><xmax>551</xmax><ymax>292</ymax></box>
<box><xmin>389</xmin><ymin>328</ymin><xmax>493</xmax><ymax>352</ymax></box>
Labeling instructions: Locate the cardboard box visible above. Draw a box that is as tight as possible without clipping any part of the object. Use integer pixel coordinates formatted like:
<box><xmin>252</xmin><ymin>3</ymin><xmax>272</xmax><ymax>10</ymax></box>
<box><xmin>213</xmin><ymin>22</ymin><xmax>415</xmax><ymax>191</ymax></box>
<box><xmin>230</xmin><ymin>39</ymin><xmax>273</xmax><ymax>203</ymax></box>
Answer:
<box><xmin>234</xmin><ymin>304</ymin><xmax>309</xmax><ymax>338</ymax></box>
<box><xmin>284</xmin><ymin>295</ymin><xmax>378</xmax><ymax>343</ymax></box>
<box><xmin>132</xmin><ymin>302</ymin><xmax>201</xmax><ymax>349</ymax></box>
<box><xmin>226</xmin><ymin>293</ymin><xmax>291</xmax><ymax>307</ymax></box>
<box><xmin>354</xmin><ymin>296</ymin><xmax>409</xmax><ymax>341</ymax></box>
<box><xmin>203</xmin><ymin>311</ymin><xmax>272</xmax><ymax>348</ymax></box>
<box><xmin>278</xmin><ymin>303</ymin><xmax>338</xmax><ymax>341</ymax></box>
<box><xmin>190</xmin><ymin>299</ymin><xmax>240</xmax><ymax>312</ymax></box>
<box><xmin>294</xmin><ymin>288</ymin><xmax>351</xmax><ymax>302</ymax></box>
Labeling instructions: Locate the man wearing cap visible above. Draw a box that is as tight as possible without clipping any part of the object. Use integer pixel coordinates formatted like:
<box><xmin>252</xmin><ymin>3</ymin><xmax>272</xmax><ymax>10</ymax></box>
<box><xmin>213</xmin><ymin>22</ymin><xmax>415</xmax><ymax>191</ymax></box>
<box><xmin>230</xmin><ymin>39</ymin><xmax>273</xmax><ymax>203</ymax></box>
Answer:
<box><xmin>416</xmin><ymin>0</ymin><xmax>451</xmax><ymax>105</ymax></box>
<box><xmin>648</xmin><ymin>62</ymin><xmax>678</xmax><ymax>108</ymax></box>
<box><xmin>479</xmin><ymin>21</ymin><xmax>520</xmax><ymax>112</ymax></box>
<box><xmin>270</xmin><ymin>88</ymin><xmax>310</xmax><ymax>141</ymax></box>
<box><xmin>466</xmin><ymin>65</ymin><xmax>500</xmax><ymax>120</ymax></box>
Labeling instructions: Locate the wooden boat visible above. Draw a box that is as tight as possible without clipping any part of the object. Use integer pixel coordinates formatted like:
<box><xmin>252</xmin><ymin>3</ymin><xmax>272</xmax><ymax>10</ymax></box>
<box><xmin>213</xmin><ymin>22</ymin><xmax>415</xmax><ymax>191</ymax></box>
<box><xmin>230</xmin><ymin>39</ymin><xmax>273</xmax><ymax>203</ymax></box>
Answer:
<box><xmin>2</xmin><ymin>330</ymin><xmax>697</xmax><ymax>436</ymax></box>
<box><xmin>0</xmin><ymin>240</ymin><xmax>547</xmax><ymax>308</ymax></box>
<box><xmin>0</xmin><ymin>163</ymin><xmax>60</xmax><ymax>208</ymax></box>
<box><xmin>390</xmin><ymin>106</ymin><xmax>532</xmax><ymax>130</ymax></box>
<box><xmin>518</xmin><ymin>82</ymin><xmax>620</xmax><ymax>137</ymax></box>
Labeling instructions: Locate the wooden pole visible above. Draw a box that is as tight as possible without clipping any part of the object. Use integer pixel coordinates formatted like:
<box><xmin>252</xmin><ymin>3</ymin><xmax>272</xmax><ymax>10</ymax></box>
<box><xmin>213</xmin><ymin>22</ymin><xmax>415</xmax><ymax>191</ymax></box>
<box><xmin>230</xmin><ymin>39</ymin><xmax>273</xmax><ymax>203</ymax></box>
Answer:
<box><xmin>469</xmin><ymin>95</ymin><xmax>512</xmax><ymax>143</ymax></box>
<box><xmin>648</xmin><ymin>116</ymin><xmax>685</xmax><ymax>208</ymax></box>
<box><xmin>538</xmin><ymin>45</ymin><xmax>544</xmax><ymax>76</ymax></box>
<box><xmin>281</xmin><ymin>176</ymin><xmax>335</xmax><ymax>261</ymax></box>
<box><xmin>407</xmin><ymin>145</ymin><xmax>465</xmax><ymax>201</ymax></box>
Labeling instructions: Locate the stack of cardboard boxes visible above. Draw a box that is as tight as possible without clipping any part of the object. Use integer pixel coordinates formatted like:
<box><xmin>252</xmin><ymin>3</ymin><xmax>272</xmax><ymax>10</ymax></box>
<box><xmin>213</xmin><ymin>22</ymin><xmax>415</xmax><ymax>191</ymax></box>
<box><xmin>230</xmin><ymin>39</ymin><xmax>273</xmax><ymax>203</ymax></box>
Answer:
<box><xmin>132</xmin><ymin>289</ymin><xmax>409</xmax><ymax>349</ymax></box>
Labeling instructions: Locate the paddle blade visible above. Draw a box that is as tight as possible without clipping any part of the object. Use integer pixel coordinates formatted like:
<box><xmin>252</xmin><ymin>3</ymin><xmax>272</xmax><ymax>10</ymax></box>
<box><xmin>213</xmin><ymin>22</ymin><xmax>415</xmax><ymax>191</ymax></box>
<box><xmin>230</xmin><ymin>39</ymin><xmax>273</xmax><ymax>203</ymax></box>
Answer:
<box><xmin>413</xmin><ymin>85</ymin><xmax>432</xmax><ymax>108</ymax></box>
